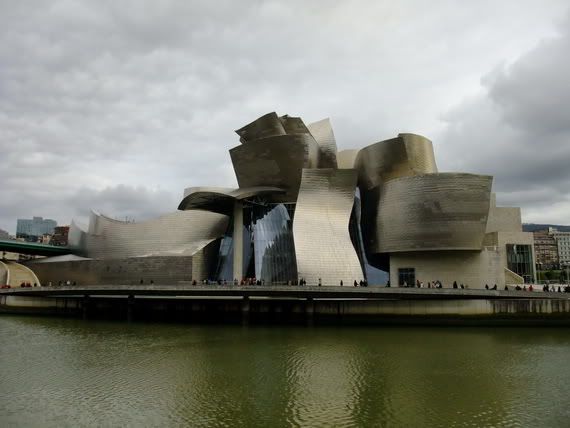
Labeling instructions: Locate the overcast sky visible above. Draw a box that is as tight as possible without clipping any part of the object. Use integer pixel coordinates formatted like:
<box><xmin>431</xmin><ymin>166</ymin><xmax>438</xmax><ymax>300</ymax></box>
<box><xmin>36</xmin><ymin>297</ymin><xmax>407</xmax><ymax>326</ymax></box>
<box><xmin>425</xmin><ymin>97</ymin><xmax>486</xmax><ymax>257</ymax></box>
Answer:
<box><xmin>1</xmin><ymin>0</ymin><xmax>569</xmax><ymax>234</ymax></box>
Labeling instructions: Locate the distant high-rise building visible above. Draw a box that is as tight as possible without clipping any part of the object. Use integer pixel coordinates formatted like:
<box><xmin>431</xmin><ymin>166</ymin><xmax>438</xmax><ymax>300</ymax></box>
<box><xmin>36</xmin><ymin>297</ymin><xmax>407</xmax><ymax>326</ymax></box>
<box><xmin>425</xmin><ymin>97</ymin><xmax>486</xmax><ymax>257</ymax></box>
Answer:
<box><xmin>549</xmin><ymin>228</ymin><xmax>570</xmax><ymax>267</ymax></box>
<box><xmin>0</xmin><ymin>228</ymin><xmax>10</xmax><ymax>240</ymax></box>
<box><xmin>533</xmin><ymin>230</ymin><xmax>559</xmax><ymax>270</ymax></box>
<box><xmin>16</xmin><ymin>217</ymin><xmax>57</xmax><ymax>242</ymax></box>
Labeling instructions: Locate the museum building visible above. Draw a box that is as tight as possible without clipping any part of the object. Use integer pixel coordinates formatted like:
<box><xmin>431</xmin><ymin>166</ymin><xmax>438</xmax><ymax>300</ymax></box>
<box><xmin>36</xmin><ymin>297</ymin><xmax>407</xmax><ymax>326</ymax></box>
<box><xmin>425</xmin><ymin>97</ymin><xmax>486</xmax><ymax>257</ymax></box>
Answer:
<box><xmin>28</xmin><ymin>112</ymin><xmax>535</xmax><ymax>287</ymax></box>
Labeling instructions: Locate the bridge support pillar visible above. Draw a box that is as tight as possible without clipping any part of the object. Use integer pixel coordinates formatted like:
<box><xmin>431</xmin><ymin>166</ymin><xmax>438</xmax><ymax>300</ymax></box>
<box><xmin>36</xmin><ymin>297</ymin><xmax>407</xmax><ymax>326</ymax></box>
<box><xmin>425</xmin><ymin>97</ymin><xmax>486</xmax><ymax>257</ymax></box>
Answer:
<box><xmin>306</xmin><ymin>297</ymin><xmax>315</xmax><ymax>326</ymax></box>
<box><xmin>82</xmin><ymin>295</ymin><xmax>89</xmax><ymax>320</ymax></box>
<box><xmin>241</xmin><ymin>295</ymin><xmax>250</xmax><ymax>326</ymax></box>
<box><xmin>127</xmin><ymin>294</ymin><xmax>135</xmax><ymax>322</ymax></box>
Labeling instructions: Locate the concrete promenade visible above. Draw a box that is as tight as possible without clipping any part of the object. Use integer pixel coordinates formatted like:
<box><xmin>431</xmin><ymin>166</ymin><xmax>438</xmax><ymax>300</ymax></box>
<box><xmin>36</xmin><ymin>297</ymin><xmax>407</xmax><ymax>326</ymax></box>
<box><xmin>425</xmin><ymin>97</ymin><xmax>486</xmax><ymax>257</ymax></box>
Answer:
<box><xmin>3</xmin><ymin>285</ymin><xmax>570</xmax><ymax>325</ymax></box>
<box><xmin>1</xmin><ymin>284</ymin><xmax>569</xmax><ymax>300</ymax></box>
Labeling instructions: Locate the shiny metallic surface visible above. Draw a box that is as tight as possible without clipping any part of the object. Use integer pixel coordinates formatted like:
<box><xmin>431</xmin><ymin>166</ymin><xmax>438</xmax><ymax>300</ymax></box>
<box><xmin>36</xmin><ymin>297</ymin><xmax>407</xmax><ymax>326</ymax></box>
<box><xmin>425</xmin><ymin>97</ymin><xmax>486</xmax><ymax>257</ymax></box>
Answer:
<box><xmin>307</xmin><ymin>118</ymin><xmax>338</xmax><ymax>168</ymax></box>
<box><xmin>279</xmin><ymin>114</ymin><xmax>310</xmax><ymax>134</ymax></box>
<box><xmin>34</xmin><ymin>112</ymin><xmax>531</xmax><ymax>288</ymax></box>
<box><xmin>235</xmin><ymin>112</ymin><xmax>286</xmax><ymax>143</ymax></box>
<box><xmin>79</xmin><ymin>210</ymin><xmax>228</xmax><ymax>259</ymax></box>
<box><xmin>355</xmin><ymin>133</ymin><xmax>439</xmax><ymax>259</ymax></box>
<box><xmin>355</xmin><ymin>133</ymin><xmax>437</xmax><ymax>190</ymax></box>
<box><xmin>337</xmin><ymin>149</ymin><xmax>359</xmax><ymax>169</ymax></box>
<box><xmin>178</xmin><ymin>186</ymin><xmax>286</xmax><ymax>213</ymax></box>
<box><xmin>293</xmin><ymin>168</ymin><xmax>364</xmax><ymax>285</ymax></box>
<box><xmin>375</xmin><ymin>173</ymin><xmax>492</xmax><ymax>253</ymax></box>
<box><xmin>230</xmin><ymin>134</ymin><xmax>319</xmax><ymax>201</ymax></box>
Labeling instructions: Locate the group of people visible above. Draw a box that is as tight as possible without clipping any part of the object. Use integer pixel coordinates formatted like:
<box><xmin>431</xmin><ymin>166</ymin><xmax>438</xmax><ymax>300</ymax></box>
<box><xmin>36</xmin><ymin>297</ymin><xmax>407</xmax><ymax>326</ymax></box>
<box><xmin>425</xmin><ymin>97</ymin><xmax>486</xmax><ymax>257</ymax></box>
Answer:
<box><xmin>400</xmin><ymin>280</ymin><xmax>445</xmax><ymax>288</ymax></box>
<box><xmin>19</xmin><ymin>282</ymin><xmax>37</xmax><ymax>288</ymax></box>
<box><xmin>188</xmin><ymin>277</ymin><xmax>371</xmax><ymax>287</ymax></box>
<box><xmin>535</xmin><ymin>284</ymin><xmax>570</xmax><ymax>293</ymax></box>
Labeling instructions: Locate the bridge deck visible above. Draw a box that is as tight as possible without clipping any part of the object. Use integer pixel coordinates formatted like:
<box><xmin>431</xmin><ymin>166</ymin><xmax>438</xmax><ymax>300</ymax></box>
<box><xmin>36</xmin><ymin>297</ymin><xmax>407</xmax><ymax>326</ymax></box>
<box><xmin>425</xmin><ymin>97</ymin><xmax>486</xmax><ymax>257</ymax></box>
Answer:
<box><xmin>0</xmin><ymin>239</ymin><xmax>71</xmax><ymax>256</ymax></box>
<box><xmin>1</xmin><ymin>285</ymin><xmax>568</xmax><ymax>300</ymax></box>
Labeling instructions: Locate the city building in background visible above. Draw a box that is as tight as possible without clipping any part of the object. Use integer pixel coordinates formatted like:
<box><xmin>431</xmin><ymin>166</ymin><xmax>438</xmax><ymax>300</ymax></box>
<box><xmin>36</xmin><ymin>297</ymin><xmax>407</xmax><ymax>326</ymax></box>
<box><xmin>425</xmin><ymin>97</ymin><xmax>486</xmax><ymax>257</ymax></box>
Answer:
<box><xmin>50</xmin><ymin>226</ymin><xmax>70</xmax><ymax>247</ymax></box>
<box><xmin>533</xmin><ymin>230</ymin><xmax>559</xmax><ymax>270</ymax></box>
<box><xmin>0</xmin><ymin>229</ymin><xmax>10</xmax><ymax>240</ymax></box>
<box><xmin>27</xmin><ymin>112</ymin><xmax>535</xmax><ymax>287</ymax></box>
<box><xmin>16</xmin><ymin>217</ymin><xmax>57</xmax><ymax>242</ymax></box>
<box><xmin>549</xmin><ymin>228</ymin><xmax>570</xmax><ymax>268</ymax></box>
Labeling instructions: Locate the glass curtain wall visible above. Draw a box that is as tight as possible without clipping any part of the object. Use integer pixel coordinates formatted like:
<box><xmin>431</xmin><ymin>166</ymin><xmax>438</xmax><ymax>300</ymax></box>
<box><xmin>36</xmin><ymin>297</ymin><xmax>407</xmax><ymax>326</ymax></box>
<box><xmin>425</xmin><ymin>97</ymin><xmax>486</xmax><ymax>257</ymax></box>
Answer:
<box><xmin>214</xmin><ymin>219</ymin><xmax>252</xmax><ymax>282</ymax></box>
<box><xmin>244</xmin><ymin>202</ymin><xmax>298</xmax><ymax>284</ymax></box>
<box><xmin>349</xmin><ymin>190</ymin><xmax>389</xmax><ymax>285</ymax></box>
<box><xmin>506</xmin><ymin>244</ymin><xmax>534</xmax><ymax>283</ymax></box>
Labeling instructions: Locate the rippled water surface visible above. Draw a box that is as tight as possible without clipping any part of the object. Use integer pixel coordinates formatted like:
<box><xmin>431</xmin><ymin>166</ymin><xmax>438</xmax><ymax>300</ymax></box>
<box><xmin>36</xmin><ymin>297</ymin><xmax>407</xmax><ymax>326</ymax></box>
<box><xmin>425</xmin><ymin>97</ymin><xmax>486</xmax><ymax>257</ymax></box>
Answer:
<box><xmin>1</xmin><ymin>316</ymin><xmax>570</xmax><ymax>427</ymax></box>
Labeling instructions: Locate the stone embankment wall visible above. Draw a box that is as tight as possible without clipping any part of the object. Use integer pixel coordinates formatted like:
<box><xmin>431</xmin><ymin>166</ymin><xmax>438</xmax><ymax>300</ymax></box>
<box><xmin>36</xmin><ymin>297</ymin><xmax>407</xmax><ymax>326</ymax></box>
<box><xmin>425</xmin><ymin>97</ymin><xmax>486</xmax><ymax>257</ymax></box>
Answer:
<box><xmin>2</xmin><ymin>294</ymin><xmax>570</xmax><ymax>324</ymax></box>
<box><xmin>26</xmin><ymin>256</ymin><xmax>199</xmax><ymax>285</ymax></box>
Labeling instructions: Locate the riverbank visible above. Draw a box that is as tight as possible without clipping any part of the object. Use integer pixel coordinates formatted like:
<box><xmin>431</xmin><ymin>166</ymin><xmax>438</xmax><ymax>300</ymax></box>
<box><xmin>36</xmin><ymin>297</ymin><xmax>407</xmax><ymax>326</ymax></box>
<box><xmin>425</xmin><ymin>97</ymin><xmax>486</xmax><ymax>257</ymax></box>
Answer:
<box><xmin>2</xmin><ymin>285</ymin><xmax>570</xmax><ymax>325</ymax></box>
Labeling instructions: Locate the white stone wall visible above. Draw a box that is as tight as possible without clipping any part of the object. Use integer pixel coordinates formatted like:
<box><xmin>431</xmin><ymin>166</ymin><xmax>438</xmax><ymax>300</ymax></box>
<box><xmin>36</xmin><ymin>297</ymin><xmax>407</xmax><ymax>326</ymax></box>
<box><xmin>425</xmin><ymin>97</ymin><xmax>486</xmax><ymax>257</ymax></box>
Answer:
<box><xmin>389</xmin><ymin>249</ymin><xmax>504</xmax><ymax>289</ymax></box>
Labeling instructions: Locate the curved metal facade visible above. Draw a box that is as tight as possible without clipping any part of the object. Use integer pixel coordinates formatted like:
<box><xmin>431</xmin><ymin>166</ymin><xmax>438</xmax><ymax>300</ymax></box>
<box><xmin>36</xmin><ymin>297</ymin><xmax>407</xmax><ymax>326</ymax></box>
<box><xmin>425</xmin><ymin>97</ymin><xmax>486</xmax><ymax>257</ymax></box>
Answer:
<box><xmin>307</xmin><ymin>118</ymin><xmax>338</xmax><ymax>168</ymax></box>
<box><xmin>355</xmin><ymin>133</ymin><xmax>438</xmax><ymax>259</ymax></box>
<box><xmin>337</xmin><ymin>149</ymin><xmax>359</xmax><ymax>169</ymax></box>
<box><xmin>355</xmin><ymin>133</ymin><xmax>437</xmax><ymax>190</ymax></box>
<box><xmin>230</xmin><ymin>134</ymin><xmax>319</xmax><ymax>201</ymax></box>
<box><xmin>293</xmin><ymin>169</ymin><xmax>364</xmax><ymax>285</ymax></box>
<box><xmin>47</xmin><ymin>111</ymin><xmax>528</xmax><ymax>288</ymax></box>
<box><xmin>375</xmin><ymin>173</ymin><xmax>492</xmax><ymax>253</ymax></box>
<box><xmin>235</xmin><ymin>112</ymin><xmax>286</xmax><ymax>143</ymax></box>
<box><xmin>178</xmin><ymin>186</ymin><xmax>286</xmax><ymax>213</ymax></box>
<box><xmin>80</xmin><ymin>210</ymin><xmax>228</xmax><ymax>259</ymax></box>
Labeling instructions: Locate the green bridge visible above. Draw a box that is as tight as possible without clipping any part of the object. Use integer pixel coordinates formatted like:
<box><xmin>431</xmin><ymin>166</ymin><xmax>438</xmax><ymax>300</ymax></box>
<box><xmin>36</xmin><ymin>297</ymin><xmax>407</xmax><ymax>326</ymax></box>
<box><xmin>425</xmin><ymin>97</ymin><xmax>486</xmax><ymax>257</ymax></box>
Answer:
<box><xmin>0</xmin><ymin>239</ymin><xmax>72</xmax><ymax>257</ymax></box>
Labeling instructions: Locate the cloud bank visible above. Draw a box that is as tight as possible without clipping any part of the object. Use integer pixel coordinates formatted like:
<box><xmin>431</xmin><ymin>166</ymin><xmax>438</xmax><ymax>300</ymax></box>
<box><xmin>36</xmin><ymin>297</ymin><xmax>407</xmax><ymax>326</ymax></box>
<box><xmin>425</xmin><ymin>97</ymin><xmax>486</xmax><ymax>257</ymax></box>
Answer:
<box><xmin>0</xmin><ymin>1</ymin><xmax>568</xmax><ymax>232</ymax></box>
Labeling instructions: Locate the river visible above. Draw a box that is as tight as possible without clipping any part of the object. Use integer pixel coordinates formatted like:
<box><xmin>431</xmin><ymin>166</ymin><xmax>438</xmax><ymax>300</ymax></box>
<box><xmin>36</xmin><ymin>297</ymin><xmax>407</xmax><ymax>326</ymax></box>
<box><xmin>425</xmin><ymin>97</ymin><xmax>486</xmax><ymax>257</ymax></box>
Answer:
<box><xmin>0</xmin><ymin>316</ymin><xmax>569</xmax><ymax>427</ymax></box>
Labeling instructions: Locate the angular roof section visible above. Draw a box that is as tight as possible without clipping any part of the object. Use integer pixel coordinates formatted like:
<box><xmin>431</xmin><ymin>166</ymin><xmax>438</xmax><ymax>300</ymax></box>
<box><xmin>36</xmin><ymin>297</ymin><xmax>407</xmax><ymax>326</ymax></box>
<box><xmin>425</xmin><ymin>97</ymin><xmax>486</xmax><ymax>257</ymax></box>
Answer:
<box><xmin>178</xmin><ymin>186</ymin><xmax>287</xmax><ymax>214</ymax></box>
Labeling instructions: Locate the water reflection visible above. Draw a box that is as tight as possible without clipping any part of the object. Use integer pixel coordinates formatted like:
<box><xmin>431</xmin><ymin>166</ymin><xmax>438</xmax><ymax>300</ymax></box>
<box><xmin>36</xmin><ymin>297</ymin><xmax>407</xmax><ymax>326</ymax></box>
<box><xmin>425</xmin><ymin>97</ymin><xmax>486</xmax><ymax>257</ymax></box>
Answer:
<box><xmin>1</xmin><ymin>318</ymin><xmax>570</xmax><ymax>427</ymax></box>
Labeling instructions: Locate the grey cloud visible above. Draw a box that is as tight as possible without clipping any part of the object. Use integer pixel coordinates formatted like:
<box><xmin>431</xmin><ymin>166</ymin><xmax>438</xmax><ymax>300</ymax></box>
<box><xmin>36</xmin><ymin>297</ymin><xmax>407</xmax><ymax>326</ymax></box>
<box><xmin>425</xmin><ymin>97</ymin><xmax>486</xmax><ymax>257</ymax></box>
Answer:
<box><xmin>1</xmin><ymin>1</ymin><xmax>568</xmax><ymax>233</ymax></box>
<box><xmin>437</xmin><ymin>16</ymin><xmax>570</xmax><ymax>223</ymax></box>
<box><xmin>67</xmin><ymin>185</ymin><xmax>178</xmax><ymax>224</ymax></box>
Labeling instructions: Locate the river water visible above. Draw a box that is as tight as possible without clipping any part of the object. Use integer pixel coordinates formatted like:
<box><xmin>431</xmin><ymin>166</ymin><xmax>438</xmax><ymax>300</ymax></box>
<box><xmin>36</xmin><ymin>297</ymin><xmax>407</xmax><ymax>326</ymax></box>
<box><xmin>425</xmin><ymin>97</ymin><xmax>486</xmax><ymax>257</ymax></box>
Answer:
<box><xmin>1</xmin><ymin>316</ymin><xmax>569</xmax><ymax>427</ymax></box>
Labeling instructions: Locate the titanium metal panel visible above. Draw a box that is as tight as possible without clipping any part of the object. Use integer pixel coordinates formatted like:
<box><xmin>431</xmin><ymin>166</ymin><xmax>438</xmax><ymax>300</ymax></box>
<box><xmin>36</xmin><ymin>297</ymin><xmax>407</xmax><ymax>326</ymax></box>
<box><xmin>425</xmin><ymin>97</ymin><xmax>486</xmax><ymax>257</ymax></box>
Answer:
<box><xmin>355</xmin><ymin>133</ymin><xmax>437</xmax><ymax>190</ymax></box>
<box><xmin>235</xmin><ymin>112</ymin><xmax>286</xmax><ymax>143</ymax></box>
<box><xmin>307</xmin><ymin>118</ymin><xmax>338</xmax><ymax>168</ymax></box>
<box><xmin>230</xmin><ymin>134</ymin><xmax>319</xmax><ymax>202</ymax></box>
<box><xmin>337</xmin><ymin>149</ymin><xmax>359</xmax><ymax>169</ymax></box>
<box><xmin>82</xmin><ymin>210</ymin><xmax>228</xmax><ymax>259</ymax></box>
<box><xmin>68</xmin><ymin>220</ymin><xmax>87</xmax><ymax>254</ymax></box>
<box><xmin>279</xmin><ymin>115</ymin><xmax>310</xmax><ymax>134</ymax></box>
<box><xmin>293</xmin><ymin>168</ymin><xmax>364</xmax><ymax>285</ymax></box>
<box><xmin>375</xmin><ymin>173</ymin><xmax>492</xmax><ymax>253</ymax></box>
<box><xmin>355</xmin><ymin>133</ymin><xmax>438</xmax><ymax>258</ymax></box>
<box><xmin>178</xmin><ymin>186</ymin><xmax>286</xmax><ymax>213</ymax></box>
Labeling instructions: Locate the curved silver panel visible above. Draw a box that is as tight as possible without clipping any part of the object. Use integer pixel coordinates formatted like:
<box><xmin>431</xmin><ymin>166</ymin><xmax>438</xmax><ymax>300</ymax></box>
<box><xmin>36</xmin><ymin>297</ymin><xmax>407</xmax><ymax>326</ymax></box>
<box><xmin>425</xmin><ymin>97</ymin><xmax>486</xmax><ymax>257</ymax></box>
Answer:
<box><xmin>307</xmin><ymin>118</ymin><xmax>338</xmax><ymax>168</ymax></box>
<box><xmin>337</xmin><ymin>149</ymin><xmax>359</xmax><ymax>169</ymax></box>
<box><xmin>230</xmin><ymin>134</ymin><xmax>319</xmax><ymax>202</ymax></box>
<box><xmin>235</xmin><ymin>112</ymin><xmax>286</xmax><ymax>143</ymax></box>
<box><xmin>81</xmin><ymin>210</ymin><xmax>228</xmax><ymax>259</ymax></box>
<box><xmin>375</xmin><ymin>173</ymin><xmax>492</xmax><ymax>253</ymax></box>
<box><xmin>355</xmin><ymin>133</ymin><xmax>438</xmax><ymax>190</ymax></box>
<box><xmin>178</xmin><ymin>186</ymin><xmax>286</xmax><ymax>213</ymax></box>
<box><xmin>68</xmin><ymin>220</ymin><xmax>87</xmax><ymax>254</ymax></box>
<box><xmin>293</xmin><ymin>168</ymin><xmax>364</xmax><ymax>285</ymax></box>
